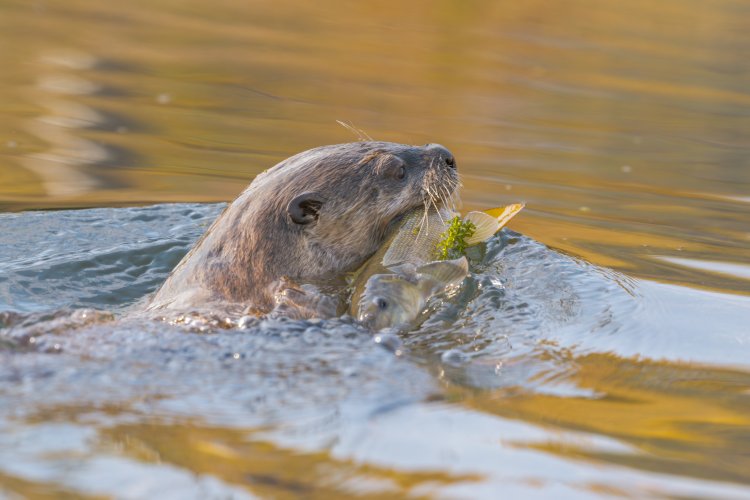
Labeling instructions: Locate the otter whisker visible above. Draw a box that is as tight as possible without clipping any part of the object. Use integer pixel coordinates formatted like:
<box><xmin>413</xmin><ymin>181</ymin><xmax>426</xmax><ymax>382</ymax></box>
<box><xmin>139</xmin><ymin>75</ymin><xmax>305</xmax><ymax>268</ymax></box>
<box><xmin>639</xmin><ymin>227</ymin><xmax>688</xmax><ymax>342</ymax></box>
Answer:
<box><xmin>427</xmin><ymin>183</ymin><xmax>447</xmax><ymax>224</ymax></box>
<box><xmin>444</xmin><ymin>174</ymin><xmax>460</xmax><ymax>211</ymax></box>
<box><xmin>436</xmin><ymin>184</ymin><xmax>446</xmax><ymax>208</ymax></box>
<box><xmin>448</xmin><ymin>182</ymin><xmax>458</xmax><ymax>205</ymax></box>
<box><xmin>419</xmin><ymin>192</ymin><xmax>430</xmax><ymax>238</ymax></box>
<box><xmin>451</xmin><ymin>186</ymin><xmax>462</xmax><ymax>212</ymax></box>
<box><xmin>450</xmin><ymin>192</ymin><xmax>460</xmax><ymax>212</ymax></box>
<box><xmin>434</xmin><ymin>188</ymin><xmax>443</xmax><ymax>208</ymax></box>
<box><xmin>335</xmin><ymin>120</ymin><xmax>373</xmax><ymax>141</ymax></box>
<box><xmin>439</xmin><ymin>184</ymin><xmax>451</xmax><ymax>211</ymax></box>
<box><xmin>430</xmin><ymin>190</ymin><xmax>446</xmax><ymax>226</ymax></box>
<box><xmin>448</xmin><ymin>185</ymin><xmax>457</xmax><ymax>209</ymax></box>
<box><xmin>358</xmin><ymin>126</ymin><xmax>374</xmax><ymax>141</ymax></box>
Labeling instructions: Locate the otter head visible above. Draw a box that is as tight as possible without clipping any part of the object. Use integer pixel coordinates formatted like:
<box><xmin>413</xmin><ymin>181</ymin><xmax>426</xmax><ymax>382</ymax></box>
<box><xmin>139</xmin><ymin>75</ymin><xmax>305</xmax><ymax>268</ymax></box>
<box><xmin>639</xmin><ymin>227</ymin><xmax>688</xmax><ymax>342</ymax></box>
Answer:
<box><xmin>276</xmin><ymin>142</ymin><xmax>459</xmax><ymax>282</ymax></box>
<box><xmin>149</xmin><ymin>141</ymin><xmax>459</xmax><ymax>312</ymax></box>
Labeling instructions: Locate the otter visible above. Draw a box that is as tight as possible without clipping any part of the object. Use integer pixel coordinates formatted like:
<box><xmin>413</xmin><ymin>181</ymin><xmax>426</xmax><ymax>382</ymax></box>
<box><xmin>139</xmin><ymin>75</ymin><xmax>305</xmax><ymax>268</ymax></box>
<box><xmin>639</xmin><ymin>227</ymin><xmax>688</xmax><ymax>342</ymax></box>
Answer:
<box><xmin>147</xmin><ymin>142</ymin><xmax>458</xmax><ymax>316</ymax></box>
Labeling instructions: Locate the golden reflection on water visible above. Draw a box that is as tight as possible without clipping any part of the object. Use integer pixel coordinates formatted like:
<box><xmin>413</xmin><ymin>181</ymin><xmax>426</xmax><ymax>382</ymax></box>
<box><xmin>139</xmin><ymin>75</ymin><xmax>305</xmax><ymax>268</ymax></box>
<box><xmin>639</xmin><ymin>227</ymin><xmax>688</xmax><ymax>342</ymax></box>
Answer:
<box><xmin>8</xmin><ymin>350</ymin><xmax>750</xmax><ymax>498</ymax></box>
<box><xmin>1</xmin><ymin>0</ymin><xmax>748</xmax><ymax>297</ymax></box>
<box><xmin>1</xmin><ymin>0</ymin><xmax>750</xmax><ymax>496</ymax></box>
<box><xmin>461</xmin><ymin>353</ymin><xmax>750</xmax><ymax>485</ymax></box>
<box><xmin>96</xmin><ymin>423</ymin><xmax>481</xmax><ymax>499</ymax></box>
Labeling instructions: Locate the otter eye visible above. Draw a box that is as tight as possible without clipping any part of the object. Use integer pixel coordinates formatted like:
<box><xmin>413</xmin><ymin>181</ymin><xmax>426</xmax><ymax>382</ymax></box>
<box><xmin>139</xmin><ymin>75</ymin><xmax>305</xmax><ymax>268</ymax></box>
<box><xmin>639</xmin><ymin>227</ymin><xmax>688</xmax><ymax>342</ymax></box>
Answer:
<box><xmin>374</xmin><ymin>297</ymin><xmax>388</xmax><ymax>310</ymax></box>
<box><xmin>375</xmin><ymin>155</ymin><xmax>406</xmax><ymax>181</ymax></box>
<box><xmin>395</xmin><ymin>165</ymin><xmax>406</xmax><ymax>180</ymax></box>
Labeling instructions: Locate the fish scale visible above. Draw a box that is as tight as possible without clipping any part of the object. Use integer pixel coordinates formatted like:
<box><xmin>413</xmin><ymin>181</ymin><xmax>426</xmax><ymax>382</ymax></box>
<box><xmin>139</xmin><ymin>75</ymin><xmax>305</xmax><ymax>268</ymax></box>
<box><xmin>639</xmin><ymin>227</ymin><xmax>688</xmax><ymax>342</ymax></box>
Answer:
<box><xmin>383</xmin><ymin>207</ymin><xmax>455</xmax><ymax>267</ymax></box>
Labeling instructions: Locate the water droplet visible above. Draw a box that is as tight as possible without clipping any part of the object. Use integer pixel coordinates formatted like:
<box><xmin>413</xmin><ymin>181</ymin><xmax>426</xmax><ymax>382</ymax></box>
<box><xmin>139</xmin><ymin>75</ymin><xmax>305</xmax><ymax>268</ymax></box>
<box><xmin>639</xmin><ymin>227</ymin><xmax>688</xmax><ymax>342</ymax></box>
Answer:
<box><xmin>621</xmin><ymin>165</ymin><xmax>632</xmax><ymax>173</ymax></box>
<box><xmin>579</xmin><ymin>206</ymin><xmax>591</xmax><ymax>213</ymax></box>
<box><xmin>441</xmin><ymin>349</ymin><xmax>469</xmax><ymax>367</ymax></box>
<box><xmin>237</xmin><ymin>316</ymin><xmax>255</xmax><ymax>329</ymax></box>
<box><xmin>374</xmin><ymin>332</ymin><xmax>402</xmax><ymax>355</ymax></box>
<box><xmin>6</xmin><ymin>140</ymin><xmax>17</xmax><ymax>149</ymax></box>
<box><xmin>156</xmin><ymin>93</ymin><xmax>171</xmax><ymax>105</ymax></box>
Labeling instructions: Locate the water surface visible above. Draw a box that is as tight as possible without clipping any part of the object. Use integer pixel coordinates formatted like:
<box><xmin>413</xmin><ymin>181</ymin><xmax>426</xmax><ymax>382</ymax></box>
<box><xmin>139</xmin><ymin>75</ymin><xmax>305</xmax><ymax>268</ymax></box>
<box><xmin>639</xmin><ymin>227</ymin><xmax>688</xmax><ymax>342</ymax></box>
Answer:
<box><xmin>1</xmin><ymin>0</ymin><xmax>750</xmax><ymax>498</ymax></box>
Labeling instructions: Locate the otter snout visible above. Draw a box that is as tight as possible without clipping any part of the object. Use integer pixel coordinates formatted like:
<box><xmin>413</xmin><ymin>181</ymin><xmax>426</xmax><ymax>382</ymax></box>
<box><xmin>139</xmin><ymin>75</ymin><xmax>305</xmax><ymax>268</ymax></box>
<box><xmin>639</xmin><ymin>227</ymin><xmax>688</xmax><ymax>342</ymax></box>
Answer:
<box><xmin>424</xmin><ymin>143</ymin><xmax>457</xmax><ymax>170</ymax></box>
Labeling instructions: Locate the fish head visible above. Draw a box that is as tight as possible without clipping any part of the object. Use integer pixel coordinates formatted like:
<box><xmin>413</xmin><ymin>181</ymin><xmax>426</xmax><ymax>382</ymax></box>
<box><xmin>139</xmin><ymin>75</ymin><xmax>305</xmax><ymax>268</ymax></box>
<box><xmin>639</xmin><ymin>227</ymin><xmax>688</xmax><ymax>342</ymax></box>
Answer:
<box><xmin>357</xmin><ymin>274</ymin><xmax>424</xmax><ymax>331</ymax></box>
<box><xmin>356</xmin><ymin>257</ymin><xmax>469</xmax><ymax>331</ymax></box>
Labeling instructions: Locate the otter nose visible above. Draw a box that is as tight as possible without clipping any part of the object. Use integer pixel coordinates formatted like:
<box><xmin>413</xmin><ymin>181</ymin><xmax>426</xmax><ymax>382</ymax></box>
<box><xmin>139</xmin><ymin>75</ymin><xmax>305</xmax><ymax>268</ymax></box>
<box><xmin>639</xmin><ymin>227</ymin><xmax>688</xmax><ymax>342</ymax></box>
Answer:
<box><xmin>424</xmin><ymin>143</ymin><xmax>456</xmax><ymax>169</ymax></box>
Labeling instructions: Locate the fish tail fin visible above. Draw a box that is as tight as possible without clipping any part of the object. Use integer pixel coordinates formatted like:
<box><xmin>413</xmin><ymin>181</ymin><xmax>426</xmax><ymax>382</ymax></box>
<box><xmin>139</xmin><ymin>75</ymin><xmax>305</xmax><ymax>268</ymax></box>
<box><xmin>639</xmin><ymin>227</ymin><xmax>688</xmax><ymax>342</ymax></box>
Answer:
<box><xmin>417</xmin><ymin>257</ymin><xmax>469</xmax><ymax>285</ymax></box>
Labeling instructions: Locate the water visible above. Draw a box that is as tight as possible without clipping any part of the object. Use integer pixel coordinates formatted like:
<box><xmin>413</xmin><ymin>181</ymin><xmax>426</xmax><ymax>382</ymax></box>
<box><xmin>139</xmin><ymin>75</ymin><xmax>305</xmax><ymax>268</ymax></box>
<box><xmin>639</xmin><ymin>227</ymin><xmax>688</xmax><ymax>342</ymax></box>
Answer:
<box><xmin>1</xmin><ymin>0</ymin><xmax>750</xmax><ymax>498</ymax></box>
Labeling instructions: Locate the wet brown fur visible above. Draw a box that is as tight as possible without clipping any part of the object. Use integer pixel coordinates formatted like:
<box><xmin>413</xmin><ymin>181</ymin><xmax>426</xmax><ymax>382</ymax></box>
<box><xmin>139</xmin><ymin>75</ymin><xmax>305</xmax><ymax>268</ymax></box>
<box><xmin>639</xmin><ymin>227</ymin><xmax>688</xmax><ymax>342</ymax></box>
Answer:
<box><xmin>148</xmin><ymin>141</ymin><xmax>457</xmax><ymax>314</ymax></box>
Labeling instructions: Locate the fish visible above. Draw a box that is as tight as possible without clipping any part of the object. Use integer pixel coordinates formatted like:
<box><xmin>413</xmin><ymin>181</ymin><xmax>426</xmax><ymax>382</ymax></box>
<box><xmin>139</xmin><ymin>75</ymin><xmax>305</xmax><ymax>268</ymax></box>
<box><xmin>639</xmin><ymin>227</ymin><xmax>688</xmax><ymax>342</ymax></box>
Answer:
<box><xmin>381</xmin><ymin>202</ymin><xmax>526</xmax><ymax>268</ymax></box>
<box><xmin>350</xmin><ymin>203</ymin><xmax>525</xmax><ymax>330</ymax></box>
<box><xmin>356</xmin><ymin>257</ymin><xmax>469</xmax><ymax>331</ymax></box>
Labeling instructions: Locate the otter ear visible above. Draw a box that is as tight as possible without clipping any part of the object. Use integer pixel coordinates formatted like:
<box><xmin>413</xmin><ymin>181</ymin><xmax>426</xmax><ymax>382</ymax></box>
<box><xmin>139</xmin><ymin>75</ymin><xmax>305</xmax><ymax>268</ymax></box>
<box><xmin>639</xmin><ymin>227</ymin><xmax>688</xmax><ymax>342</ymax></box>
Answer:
<box><xmin>288</xmin><ymin>192</ymin><xmax>324</xmax><ymax>225</ymax></box>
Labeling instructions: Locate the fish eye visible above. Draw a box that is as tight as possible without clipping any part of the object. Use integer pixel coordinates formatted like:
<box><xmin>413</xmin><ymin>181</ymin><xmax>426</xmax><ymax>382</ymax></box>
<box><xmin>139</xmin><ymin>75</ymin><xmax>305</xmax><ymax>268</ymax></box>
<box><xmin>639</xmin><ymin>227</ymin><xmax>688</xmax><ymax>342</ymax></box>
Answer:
<box><xmin>374</xmin><ymin>297</ymin><xmax>388</xmax><ymax>310</ymax></box>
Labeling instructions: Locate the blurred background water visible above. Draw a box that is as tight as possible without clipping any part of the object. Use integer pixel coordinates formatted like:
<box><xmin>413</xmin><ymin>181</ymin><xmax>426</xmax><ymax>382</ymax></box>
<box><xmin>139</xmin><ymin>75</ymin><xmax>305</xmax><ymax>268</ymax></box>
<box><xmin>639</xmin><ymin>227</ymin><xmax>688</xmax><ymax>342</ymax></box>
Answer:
<box><xmin>1</xmin><ymin>0</ymin><xmax>748</xmax><ymax>294</ymax></box>
<box><xmin>1</xmin><ymin>0</ymin><xmax>750</xmax><ymax>498</ymax></box>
